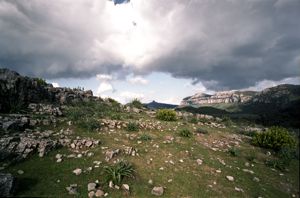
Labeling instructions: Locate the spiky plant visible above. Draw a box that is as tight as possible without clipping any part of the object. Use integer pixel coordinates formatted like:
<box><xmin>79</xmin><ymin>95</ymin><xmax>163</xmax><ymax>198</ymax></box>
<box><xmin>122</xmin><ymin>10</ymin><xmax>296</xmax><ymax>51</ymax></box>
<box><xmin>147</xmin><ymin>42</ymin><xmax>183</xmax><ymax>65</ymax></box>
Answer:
<box><xmin>104</xmin><ymin>161</ymin><xmax>135</xmax><ymax>185</ymax></box>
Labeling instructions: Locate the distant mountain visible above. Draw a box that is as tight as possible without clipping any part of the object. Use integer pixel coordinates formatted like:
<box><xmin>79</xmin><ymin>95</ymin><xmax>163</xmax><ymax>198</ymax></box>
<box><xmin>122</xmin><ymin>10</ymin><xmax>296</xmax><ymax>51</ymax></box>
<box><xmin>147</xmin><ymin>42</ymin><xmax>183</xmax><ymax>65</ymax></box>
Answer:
<box><xmin>180</xmin><ymin>90</ymin><xmax>256</xmax><ymax>107</ymax></box>
<box><xmin>178</xmin><ymin>84</ymin><xmax>300</xmax><ymax>128</ymax></box>
<box><xmin>145</xmin><ymin>101</ymin><xmax>177</xmax><ymax>109</ymax></box>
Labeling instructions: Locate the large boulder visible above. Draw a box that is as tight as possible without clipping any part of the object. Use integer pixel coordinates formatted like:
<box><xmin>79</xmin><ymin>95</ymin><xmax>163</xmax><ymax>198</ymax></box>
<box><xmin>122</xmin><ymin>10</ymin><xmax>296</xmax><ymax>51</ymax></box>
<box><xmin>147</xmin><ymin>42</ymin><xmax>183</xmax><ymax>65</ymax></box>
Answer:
<box><xmin>0</xmin><ymin>173</ymin><xmax>14</xmax><ymax>197</ymax></box>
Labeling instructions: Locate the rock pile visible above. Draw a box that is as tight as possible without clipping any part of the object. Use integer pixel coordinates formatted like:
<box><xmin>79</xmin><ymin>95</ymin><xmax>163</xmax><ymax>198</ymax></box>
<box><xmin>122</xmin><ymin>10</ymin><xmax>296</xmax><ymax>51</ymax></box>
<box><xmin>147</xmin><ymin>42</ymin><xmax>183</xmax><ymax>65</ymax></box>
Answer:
<box><xmin>69</xmin><ymin>138</ymin><xmax>100</xmax><ymax>150</ymax></box>
<box><xmin>0</xmin><ymin>134</ymin><xmax>60</xmax><ymax>162</ymax></box>
<box><xmin>28</xmin><ymin>103</ymin><xmax>63</xmax><ymax>116</ymax></box>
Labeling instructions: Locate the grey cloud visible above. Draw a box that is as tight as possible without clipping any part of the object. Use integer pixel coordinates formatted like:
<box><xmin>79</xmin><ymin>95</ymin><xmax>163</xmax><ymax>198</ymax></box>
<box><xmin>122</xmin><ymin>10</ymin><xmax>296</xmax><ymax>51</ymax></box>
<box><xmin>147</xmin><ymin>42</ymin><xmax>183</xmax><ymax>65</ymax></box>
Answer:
<box><xmin>0</xmin><ymin>0</ymin><xmax>126</xmax><ymax>78</ymax></box>
<box><xmin>0</xmin><ymin>0</ymin><xmax>299</xmax><ymax>89</ymax></box>
<box><xmin>143</xmin><ymin>0</ymin><xmax>300</xmax><ymax>89</ymax></box>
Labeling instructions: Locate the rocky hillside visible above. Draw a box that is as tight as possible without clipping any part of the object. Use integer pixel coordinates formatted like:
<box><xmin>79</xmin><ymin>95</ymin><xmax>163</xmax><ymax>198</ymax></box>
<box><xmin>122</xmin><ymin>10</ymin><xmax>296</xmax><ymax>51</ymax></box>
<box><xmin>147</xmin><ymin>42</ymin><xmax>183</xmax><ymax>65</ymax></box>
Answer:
<box><xmin>180</xmin><ymin>91</ymin><xmax>256</xmax><ymax>107</ymax></box>
<box><xmin>0</xmin><ymin>69</ymin><xmax>298</xmax><ymax>197</ymax></box>
<box><xmin>180</xmin><ymin>84</ymin><xmax>300</xmax><ymax>108</ymax></box>
<box><xmin>249</xmin><ymin>84</ymin><xmax>300</xmax><ymax>106</ymax></box>
<box><xmin>0</xmin><ymin>69</ymin><xmax>95</xmax><ymax>113</ymax></box>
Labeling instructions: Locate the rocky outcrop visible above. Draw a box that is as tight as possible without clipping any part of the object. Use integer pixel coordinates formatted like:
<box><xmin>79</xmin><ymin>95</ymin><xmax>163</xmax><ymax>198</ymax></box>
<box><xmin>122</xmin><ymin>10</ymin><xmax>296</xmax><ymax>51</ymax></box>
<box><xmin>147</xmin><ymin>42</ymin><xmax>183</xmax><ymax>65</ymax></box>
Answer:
<box><xmin>0</xmin><ymin>173</ymin><xmax>14</xmax><ymax>197</ymax></box>
<box><xmin>0</xmin><ymin>127</ymin><xmax>100</xmax><ymax>163</ymax></box>
<box><xmin>249</xmin><ymin>84</ymin><xmax>300</xmax><ymax>106</ymax></box>
<box><xmin>181</xmin><ymin>91</ymin><xmax>255</xmax><ymax>107</ymax></box>
<box><xmin>0</xmin><ymin>131</ymin><xmax>61</xmax><ymax>162</ymax></box>
<box><xmin>0</xmin><ymin>68</ymin><xmax>95</xmax><ymax>113</ymax></box>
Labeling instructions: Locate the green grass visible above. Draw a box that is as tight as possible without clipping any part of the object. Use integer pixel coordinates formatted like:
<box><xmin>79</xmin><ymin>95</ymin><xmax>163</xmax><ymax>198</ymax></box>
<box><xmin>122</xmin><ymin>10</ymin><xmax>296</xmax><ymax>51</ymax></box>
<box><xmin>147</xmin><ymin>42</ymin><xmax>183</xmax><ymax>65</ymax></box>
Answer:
<box><xmin>1</xmin><ymin>103</ymin><xmax>299</xmax><ymax>197</ymax></box>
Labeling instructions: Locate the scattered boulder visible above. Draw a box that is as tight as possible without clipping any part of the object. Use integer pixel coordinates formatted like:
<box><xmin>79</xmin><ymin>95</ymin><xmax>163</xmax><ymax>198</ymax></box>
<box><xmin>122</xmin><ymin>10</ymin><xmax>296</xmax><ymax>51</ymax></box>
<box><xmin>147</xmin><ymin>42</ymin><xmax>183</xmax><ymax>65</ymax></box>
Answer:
<box><xmin>253</xmin><ymin>177</ymin><xmax>260</xmax><ymax>182</ymax></box>
<box><xmin>17</xmin><ymin>170</ymin><xmax>24</xmax><ymax>175</ymax></box>
<box><xmin>242</xmin><ymin>169</ymin><xmax>254</xmax><ymax>174</ymax></box>
<box><xmin>122</xmin><ymin>184</ymin><xmax>130</xmax><ymax>191</ymax></box>
<box><xmin>66</xmin><ymin>184</ymin><xmax>78</xmax><ymax>195</ymax></box>
<box><xmin>234</xmin><ymin>187</ymin><xmax>244</xmax><ymax>192</ymax></box>
<box><xmin>73</xmin><ymin>168</ymin><xmax>82</xmax><ymax>175</ymax></box>
<box><xmin>95</xmin><ymin>189</ymin><xmax>104</xmax><ymax>197</ymax></box>
<box><xmin>105</xmin><ymin>149</ymin><xmax>120</xmax><ymax>161</ymax></box>
<box><xmin>88</xmin><ymin>183</ymin><xmax>97</xmax><ymax>191</ymax></box>
<box><xmin>88</xmin><ymin>191</ymin><xmax>95</xmax><ymax>198</ymax></box>
<box><xmin>226</xmin><ymin>176</ymin><xmax>234</xmax><ymax>181</ymax></box>
<box><xmin>196</xmin><ymin>159</ymin><xmax>203</xmax><ymax>165</ymax></box>
<box><xmin>124</xmin><ymin>146</ymin><xmax>137</xmax><ymax>156</ymax></box>
<box><xmin>151</xmin><ymin>186</ymin><xmax>164</xmax><ymax>196</ymax></box>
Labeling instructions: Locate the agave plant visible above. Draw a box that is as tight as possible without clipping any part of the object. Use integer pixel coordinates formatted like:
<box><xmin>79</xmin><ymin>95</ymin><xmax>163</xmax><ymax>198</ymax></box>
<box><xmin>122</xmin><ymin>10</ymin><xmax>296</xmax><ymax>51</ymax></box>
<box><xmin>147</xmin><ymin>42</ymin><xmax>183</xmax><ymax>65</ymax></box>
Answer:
<box><xmin>104</xmin><ymin>161</ymin><xmax>135</xmax><ymax>185</ymax></box>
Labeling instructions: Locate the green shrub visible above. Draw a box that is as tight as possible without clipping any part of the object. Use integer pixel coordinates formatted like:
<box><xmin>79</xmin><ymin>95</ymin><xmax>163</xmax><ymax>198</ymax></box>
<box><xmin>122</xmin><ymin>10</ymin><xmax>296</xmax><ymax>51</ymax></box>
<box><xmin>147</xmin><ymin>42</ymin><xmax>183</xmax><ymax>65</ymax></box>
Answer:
<box><xmin>265</xmin><ymin>159</ymin><xmax>286</xmax><ymax>171</ymax></box>
<box><xmin>228</xmin><ymin>147</ymin><xmax>240</xmax><ymax>157</ymax></box>
<box><xmin>265</xmin><ymin>147</ymin><xmax>297</xmax><ymax>171</ymax></box>
<box><xmin>222</xmin><ymin>116</ymin><xmax>233</xmax><ymax>126</ymax></box>
<box><xmin>179</xmin><ymin>128</ymin><xmax>192</xmax><ymax>138</ymax></box>
<box><xmin>278</xmin><ymin>147</ymin><xmax>296</xmax><ymax>165</ymax></box>
<box><xmin>156</xmin><ymin>109</ymin><xmax>177</xmax><ymax>121</ymax></box>
<box><xmin>253</xmin><ymin>126</ymin><xmax>296</xmax><ymax>151</ymax></box>
<box><xmin>104</xmin><ymin>161</ymin><xmax>135</xmax><ymax>185</ymax></box>
<box><xmin>66</xmin><ymin>106</ymin><xmax>89</xmax><ymax>121</ymax></box>
<box><xmin>65</xmin><ymin>100</ymin><xmax>122</xmax><ymax>121</ymax></box>
<box><xmin>195</xmin><ymin>128</ymin><xmax>209</xmax><ymax>135</ymax></box>
<box><xmin>139</xmin><ymin>134</ymin><xmax>152</xmax><ymax>141</ymax></box>
<box><xmin>188</xmin><ymin>117</ymin><xmax>198</xmax><ymax>124</ymax></box>
<box><xmin>126</xmin><ymin>122</ymin><xmax>139</xmax><ymax>132</ymax></box>
<box><xmin>246</xmin><ymin>151</ymin><xmax>256</xmax><ymax>162</ymax></box>
<box><xmin>35</xmin><ymin>78</ymin><xmax>47</xmax><ymax>86</ymax></box>
<box><xmin>128</xmin><ymin>98</ymin><xmax>144</xmax><ymax>109</ymax></box>
<box><xmin>78</xmin><ymin>118</ymin><xmax>100</xmax><ymax>131</ymax></box>
<box><xmin>109</xmin><ymin>113</ymin><xmax>122</xmax><ymax>120</ymax></box>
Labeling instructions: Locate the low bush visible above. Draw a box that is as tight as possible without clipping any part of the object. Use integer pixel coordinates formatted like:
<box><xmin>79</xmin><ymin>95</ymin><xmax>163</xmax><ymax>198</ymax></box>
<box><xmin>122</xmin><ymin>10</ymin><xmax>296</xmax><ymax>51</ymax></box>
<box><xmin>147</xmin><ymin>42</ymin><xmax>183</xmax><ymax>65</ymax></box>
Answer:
<box><xmin>253</xmin><ymin>126</ymin><xmax>296</xmax><ymax>151</ymax></box>
<box><xmin>109</xmin><ymin>113</ymin><xmax>122</xmax><ymax>120</ymax></box>
<box><xmin>188</xmin><ymin>117</ymin><xmax>198</xmax><ymax>124</ymax></box>
<box><xmin>128</xmin><ymin>98</ymin><xmax>144</xmax><ymax>109</ymax></box>
<box><xmin>34</xmin><ymin>78</ymin><xmax>47</xmax><ymax>86</ymax></box>
<box><xmin>126</xmin><ymin>122</ymin><xmax>139</xmax><ymax>132</ymax></box>
<box><xmin>78</xmin><ymin>118</ymin><xmax>100</xmax><ymax>131</ymax></box>
<box><xmin>139</xmin><ymin>134</ymin><xmax>152</xmax><ymax>141</ymax></box>
<box><xmin>265</xmin><ymin>147</ymin><xmax>297</xmax><ymax>171</ymax></box>
<box><xmin>228</xmin><ymin>147</ymin><xmax>240</xmax><ymax>157</ymax></box>
<box><xmin>179</xmin><ymin>128</ymin><xmax>192</xmax><ymax>138</ymax></box>
<box><xmin>246</xmin><ymin>151</ymin><xmax>256</xmax><ymax>162</ymax></box>
<box><xmin>104</xmin><ymin>161</ymin><xmax>135</xmax><ymax>185</ymax></box>
<box><xmin>265</xmin><ymin>159</ymin><xmax>286</xmax><ymax>171</ymax></box>
<box><xmin>222</xmin><ymin>116</ymin><xmax>234</xmax><ymax>126</ymax></box>
<box><xmin>195</xmin><ymin>128</ymin><xmax>209</xmax><ymax>135</ymax></box>
<box><xmin>156</xmin><ymin>109</ymin><xmax>177</xmax><ymax>121</ymax></box>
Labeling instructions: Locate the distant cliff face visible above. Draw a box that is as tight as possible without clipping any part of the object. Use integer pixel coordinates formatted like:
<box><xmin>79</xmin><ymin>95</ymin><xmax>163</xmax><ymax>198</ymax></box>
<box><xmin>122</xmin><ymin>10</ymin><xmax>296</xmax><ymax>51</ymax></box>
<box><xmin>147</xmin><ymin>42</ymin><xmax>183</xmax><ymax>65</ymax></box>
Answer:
<box><xmin>180</xmin><ymin>91</ymin><xmax>255</xmax><ymax>106</ymax></box>
<box><xmin>249</xmin><ymin>84</ymin><xmax>300</xmax><ymax>106</ymax></box>
<box><xmin>181</xmin><ymin>84</ymin><xmax>300</xmax><ymax>107</ymax></box>
<box><xmin>0</xmin><ymin>68</ymin><xmax>95</xmax><ymax>112</ymax></box>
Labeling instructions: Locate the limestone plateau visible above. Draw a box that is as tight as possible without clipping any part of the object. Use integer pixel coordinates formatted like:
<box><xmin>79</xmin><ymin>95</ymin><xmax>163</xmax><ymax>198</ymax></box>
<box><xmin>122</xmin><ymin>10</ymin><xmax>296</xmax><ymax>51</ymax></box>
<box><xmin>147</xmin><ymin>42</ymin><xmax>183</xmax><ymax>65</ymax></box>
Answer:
<box><xmin>180</xmin><ymin>84</ymin><xmax>300</xmax><ymax>107</ymax></box>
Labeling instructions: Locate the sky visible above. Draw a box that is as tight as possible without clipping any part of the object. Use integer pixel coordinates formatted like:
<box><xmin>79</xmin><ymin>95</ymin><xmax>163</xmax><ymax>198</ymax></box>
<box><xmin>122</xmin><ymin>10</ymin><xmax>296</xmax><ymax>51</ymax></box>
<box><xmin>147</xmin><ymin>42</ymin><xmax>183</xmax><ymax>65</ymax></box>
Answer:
<box><xmin>0</xmin><ymin>0</ymin><xmax>299</xmax><ymax>104</ymax></box>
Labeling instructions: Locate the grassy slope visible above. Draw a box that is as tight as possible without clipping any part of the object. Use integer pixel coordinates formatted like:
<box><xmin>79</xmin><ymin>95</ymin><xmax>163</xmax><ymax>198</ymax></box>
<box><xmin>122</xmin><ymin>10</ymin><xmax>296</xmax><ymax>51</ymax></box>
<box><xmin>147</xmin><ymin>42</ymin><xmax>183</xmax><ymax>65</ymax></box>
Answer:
<box><xmin>1</xmin><ymin>109</ymin><xmax>299</xmax><ymax>198</ymax></box>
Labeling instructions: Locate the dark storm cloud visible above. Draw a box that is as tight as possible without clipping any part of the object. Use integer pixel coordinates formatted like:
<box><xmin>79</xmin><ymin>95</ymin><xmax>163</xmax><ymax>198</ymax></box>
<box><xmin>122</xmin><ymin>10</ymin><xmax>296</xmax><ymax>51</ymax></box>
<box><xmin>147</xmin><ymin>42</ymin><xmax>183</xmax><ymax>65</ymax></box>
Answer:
<box><xmin>0</xmin><ymin>0</ymin><xmax>299</xmax><ymax>89</ymax></box>
<box><xmin>0</xmin><ymin>0</ymin><xmax>127</xmax><ymax>78</ymax></box>
<box><xmin>143</xmin><ymin>0</ymin><xmax>300</xmax><ymax>89</ymax></box>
